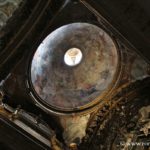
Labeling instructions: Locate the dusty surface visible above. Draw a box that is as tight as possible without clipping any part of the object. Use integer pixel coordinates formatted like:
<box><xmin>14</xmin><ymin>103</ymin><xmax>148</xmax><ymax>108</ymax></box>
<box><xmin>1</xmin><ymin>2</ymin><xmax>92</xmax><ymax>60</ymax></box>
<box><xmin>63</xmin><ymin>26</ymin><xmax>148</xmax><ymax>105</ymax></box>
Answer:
<box><xmin>0</xmin><ymin>0</ymin><xmax>22</xmax><ymax>28</ymax></box>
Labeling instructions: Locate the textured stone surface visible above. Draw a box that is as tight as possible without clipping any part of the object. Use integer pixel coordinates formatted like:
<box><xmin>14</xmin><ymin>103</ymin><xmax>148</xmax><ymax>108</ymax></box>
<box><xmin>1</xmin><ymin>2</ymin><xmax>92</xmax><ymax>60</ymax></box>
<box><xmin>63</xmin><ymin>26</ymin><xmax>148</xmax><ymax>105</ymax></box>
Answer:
<box><xmin>30</xmin><ymin>23</ymin><xmax>119</xmax><ymax>111</ymax></box>
<box><xmin>0</xmin><ymin>0</ymin><xmax>22</xmax><ymax>29</ymax></box>
<box><xmin>60</xmin><ymin>114</ymin><xmax>90</xmax><ymax>145</ymax></box>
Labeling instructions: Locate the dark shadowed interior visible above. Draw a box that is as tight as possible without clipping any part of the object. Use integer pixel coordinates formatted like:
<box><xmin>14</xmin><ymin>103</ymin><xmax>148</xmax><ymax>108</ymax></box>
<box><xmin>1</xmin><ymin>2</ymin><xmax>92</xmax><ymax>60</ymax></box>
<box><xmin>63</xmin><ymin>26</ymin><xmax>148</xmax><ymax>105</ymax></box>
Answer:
<box><xmin>0</xmin><ymin>0</ymin><xmax>150</xmax><ymax>150</ymax></box>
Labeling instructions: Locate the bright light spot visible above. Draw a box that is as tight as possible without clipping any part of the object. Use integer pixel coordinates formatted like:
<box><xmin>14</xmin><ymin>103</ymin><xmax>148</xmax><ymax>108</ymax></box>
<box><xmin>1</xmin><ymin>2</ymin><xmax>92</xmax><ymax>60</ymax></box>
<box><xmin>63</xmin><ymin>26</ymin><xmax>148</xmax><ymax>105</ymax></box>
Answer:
<box><xmin>64</xmin><ymin>48</ymin><xmax>83</xmax><ymax>66</ymax></box>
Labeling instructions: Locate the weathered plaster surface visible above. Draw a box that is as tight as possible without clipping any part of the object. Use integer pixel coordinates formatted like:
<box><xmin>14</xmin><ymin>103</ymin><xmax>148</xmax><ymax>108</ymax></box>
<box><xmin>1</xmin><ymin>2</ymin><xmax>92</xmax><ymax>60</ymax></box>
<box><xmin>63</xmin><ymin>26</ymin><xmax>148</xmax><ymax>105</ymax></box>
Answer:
<box><xmin>31</xmin><ymin>23</ymin><xmax>118</xmax><ymax>110</ymax></box>
<box><xmin>0</xmin><ymin>0</ymin><xmax>22</xmax><ymax>28</ymax></box>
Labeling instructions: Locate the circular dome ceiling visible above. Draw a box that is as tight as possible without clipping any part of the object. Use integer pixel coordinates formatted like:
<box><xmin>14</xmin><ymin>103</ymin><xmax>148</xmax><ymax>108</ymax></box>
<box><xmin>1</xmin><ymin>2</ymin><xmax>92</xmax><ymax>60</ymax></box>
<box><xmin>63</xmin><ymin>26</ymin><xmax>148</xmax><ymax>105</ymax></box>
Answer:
<box><xmin>30</xmin><ymin>23</ymin><xmax>119</xmax><ymax>114</ymax></box>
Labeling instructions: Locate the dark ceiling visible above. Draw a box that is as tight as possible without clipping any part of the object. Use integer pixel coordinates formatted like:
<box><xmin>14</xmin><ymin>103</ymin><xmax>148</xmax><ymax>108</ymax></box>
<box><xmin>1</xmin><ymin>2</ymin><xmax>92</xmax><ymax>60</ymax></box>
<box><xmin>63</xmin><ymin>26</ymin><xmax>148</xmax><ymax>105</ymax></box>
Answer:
<box><xmin>83</xmin><ymin>0</ymin><xmax>150</xmax><ymax>62</ymax></box>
